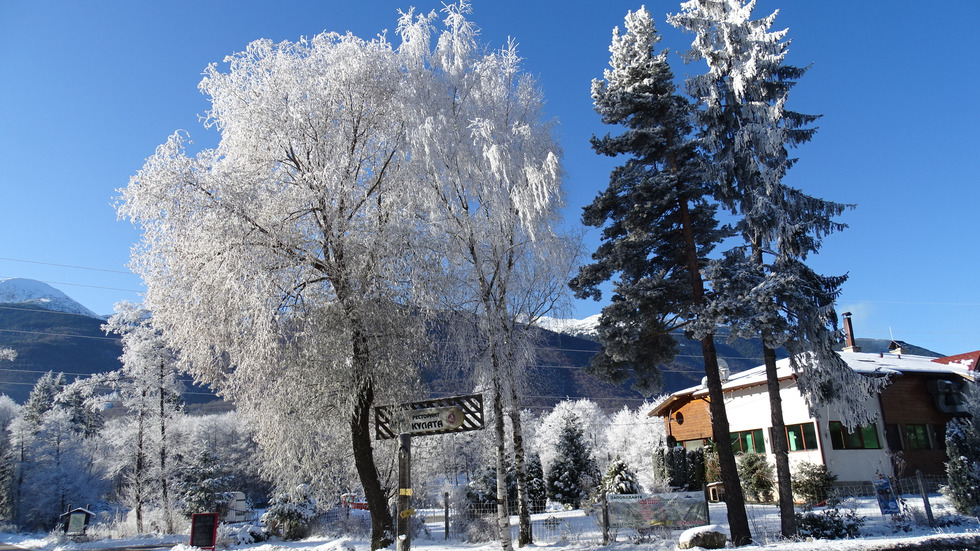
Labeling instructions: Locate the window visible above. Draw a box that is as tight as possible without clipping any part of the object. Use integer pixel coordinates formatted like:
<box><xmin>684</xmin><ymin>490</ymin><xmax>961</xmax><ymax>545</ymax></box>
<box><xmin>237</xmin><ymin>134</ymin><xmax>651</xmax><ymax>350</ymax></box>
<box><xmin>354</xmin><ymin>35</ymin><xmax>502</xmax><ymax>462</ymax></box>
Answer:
<box><xmin>731</xmin><ymin>429</ymin><xmax>766</xmax><ymax>454</ymax></box>
<box><xmin>829</xmin><ymin>421</ymin><xmax>881</xmax><ymax>450</ymax></box>
<box><xmin>785</xmin><ymin>423</ymin><xmax>819</xmax><ymax>451</ymax></box>
<box><xmin>905</xmin><ymin>424</ymin><xmax>932</xmax><ymax>450</ymax></box>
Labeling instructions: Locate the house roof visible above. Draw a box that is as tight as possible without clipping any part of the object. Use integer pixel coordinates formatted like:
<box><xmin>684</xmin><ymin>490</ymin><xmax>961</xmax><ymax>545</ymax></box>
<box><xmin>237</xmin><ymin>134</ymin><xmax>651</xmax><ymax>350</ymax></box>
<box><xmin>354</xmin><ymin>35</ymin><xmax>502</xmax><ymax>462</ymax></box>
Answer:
<box><xmin>650</xmin><ymin>349</ymin><xmax>974</xmax><ymax>417</ymax></box>
<box><xmin>931</xmin><ymin>350</ymin><xmax>980</xmax><ymax>371</ymax></box>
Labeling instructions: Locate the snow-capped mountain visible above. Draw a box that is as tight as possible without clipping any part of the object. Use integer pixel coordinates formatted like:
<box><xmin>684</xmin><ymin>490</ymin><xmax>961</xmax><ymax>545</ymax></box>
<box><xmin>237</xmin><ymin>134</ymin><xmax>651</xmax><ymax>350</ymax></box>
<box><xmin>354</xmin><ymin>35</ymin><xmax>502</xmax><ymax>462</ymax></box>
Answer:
<box><xmin>536</xmin><ymin>314</ymin><xmax>601</xmax><ymax>339</ymax></box>
<box><xmin>0</xmin><ymin>278</ymin><xmax>100</xmax><ymax>318</ymax></box>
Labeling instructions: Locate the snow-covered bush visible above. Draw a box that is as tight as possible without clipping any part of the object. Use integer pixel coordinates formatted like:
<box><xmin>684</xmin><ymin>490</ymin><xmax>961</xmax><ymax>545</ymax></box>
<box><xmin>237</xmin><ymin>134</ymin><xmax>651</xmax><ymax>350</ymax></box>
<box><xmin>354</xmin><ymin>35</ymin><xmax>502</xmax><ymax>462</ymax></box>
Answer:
<box><xmin>261</xmin><ymin>484</ymin><xmax>317</xmax><ymax>540</ymax></box>
<box><xmin>736</xmin><ymin>453</ymin><xmax>774</xmax><ymax>503</ymax></box>
<box><xmin>944</xmin><ymin>411</ymin><xmax>980</xmax><ymax>516</ymax></box>
<box><xmin>599</xmin><ymin>456</ymin><xmax>641</xmax><ymax>495</ymax></box>
<box><xmin>795</xmin><ymin>507</ymin><xmax>864</xmax><ymax>539</ymax></box>
<box><xmin>792</xmin><ymin>462</ymin><xmax>838</xmax><ymax>508</ymax></box>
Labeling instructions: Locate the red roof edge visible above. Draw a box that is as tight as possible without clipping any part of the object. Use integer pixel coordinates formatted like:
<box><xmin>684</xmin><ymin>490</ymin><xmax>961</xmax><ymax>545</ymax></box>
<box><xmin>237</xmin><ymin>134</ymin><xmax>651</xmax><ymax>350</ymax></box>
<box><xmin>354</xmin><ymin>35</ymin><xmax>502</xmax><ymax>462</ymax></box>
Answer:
<box><xmin>932</xmin><ymin>351</ymin><xmax>980</xmax><ymax>371</ymax></box>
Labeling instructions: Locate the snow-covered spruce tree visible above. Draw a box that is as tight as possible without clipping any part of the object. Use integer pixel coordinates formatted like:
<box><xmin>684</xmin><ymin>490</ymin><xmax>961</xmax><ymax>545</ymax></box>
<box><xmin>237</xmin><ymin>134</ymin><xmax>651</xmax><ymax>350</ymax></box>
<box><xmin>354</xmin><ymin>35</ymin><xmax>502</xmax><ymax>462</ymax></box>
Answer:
<box><xmin>525</xmin><ymin>452</ymin><xmax>547</xmax><ymax>514</ymax></box>
<box><xmin>398</xmin><ymin>4</ymin><xmax>575</xmax><ymax>547</ymax></box>
<box><xmin>119</xmin><ymin>29</ymin><xmax>435</xmax><ymax>550</ymax></box>
<box><xmin>568</xmin><ymin>7</ymin><xmax>751</xmax><ymax>542</ymax></box>
<box><xmin>175</xmin><ymin>449</ymin><xmax>233</xmax><ymax>517</ymax></box>
<box><xmin>668</xmin><ymin>0</ymin><xmax>886</xmax><ymax>538</ymax></box>
<box><xmin>102</xmin><ymin>301</ymin><xmax>184</xmax><ymax>533</ymax></box>
<box><xmin>21</xmin><ymin>371</ymin><xmax>65</xmax><ymax>431</ymax></box>
<box><xmin>262</xmin><ymin>484</ymin><xmax>317</xmax><ymax>541</ymax></box>
<box><xmin>945</xmin><ymin>379</ymin><xmax>980</xmax><ymax>515</ymax></box>
<box><xmin>600</xmin><ymin>456</ymin><xmax>640</xmax><ymax>495</ymax></box>
<box><xmin>546</xmin><ymin>414</ymin><xmax>598</xmax><ymax>508</ymax></box>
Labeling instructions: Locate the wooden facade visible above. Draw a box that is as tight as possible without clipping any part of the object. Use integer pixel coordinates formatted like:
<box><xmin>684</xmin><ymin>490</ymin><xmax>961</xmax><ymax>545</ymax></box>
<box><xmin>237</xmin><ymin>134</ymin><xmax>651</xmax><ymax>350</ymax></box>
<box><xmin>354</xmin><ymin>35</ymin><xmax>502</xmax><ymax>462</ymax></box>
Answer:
<box><xmin>878</xmin><ymin>372</ymin><xmax>965</xmax><ymax>475</ymax></box>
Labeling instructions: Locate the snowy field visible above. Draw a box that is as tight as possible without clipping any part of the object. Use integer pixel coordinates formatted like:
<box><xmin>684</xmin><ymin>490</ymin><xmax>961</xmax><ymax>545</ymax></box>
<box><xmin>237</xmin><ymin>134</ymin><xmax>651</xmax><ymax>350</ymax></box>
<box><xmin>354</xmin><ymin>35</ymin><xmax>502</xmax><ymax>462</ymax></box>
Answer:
<box><xmin>4</xmin><ymin>491</ymin><xmax>980</xmax><ymax>551</ymax></box>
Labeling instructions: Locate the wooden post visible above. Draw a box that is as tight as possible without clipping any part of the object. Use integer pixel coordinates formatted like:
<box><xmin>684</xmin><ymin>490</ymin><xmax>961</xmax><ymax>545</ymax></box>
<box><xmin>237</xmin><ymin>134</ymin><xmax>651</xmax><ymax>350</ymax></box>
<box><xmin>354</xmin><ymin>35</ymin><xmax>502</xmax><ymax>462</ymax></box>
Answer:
<box><xmin>601</xmin><ymin>490</ymin><xmax>610</xmax><ymax>545</ymax></box>
<box><xmin>397</xmin><ymin>433</ymin><xmax>412</xmax><ymax>551</ymax></box>
<box><xmin>916</xmin><ymin>470</ymin><xmax>935</xmax><ymax>527</ymax></box>
<box><xmin>444</xmin><ymin>491</ymin><xmax>450</xmax><ymax>540</ymax></box>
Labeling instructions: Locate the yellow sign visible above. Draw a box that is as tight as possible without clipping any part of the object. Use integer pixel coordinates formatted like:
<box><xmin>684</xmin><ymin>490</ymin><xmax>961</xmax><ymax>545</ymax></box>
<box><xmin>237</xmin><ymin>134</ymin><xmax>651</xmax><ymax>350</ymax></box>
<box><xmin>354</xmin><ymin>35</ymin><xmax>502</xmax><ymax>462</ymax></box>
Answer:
<box><xmin>399</xmin><ymin>488</ymin><xmax>413</xmax><ymax>496</ymax></box>
<box><xmin>400</xmin><ymin>508</ymin><xmax>415</xmax><ymax>518</ymax></box>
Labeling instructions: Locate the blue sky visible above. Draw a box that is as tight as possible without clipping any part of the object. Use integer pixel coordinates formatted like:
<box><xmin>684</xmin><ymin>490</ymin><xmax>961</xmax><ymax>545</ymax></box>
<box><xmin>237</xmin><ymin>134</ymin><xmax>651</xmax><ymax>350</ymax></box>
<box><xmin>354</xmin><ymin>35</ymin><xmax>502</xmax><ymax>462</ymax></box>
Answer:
<box><xmin>1</xmin><ymin>1</ymin><xmax>977</xmax><ymax>357</ymax></box>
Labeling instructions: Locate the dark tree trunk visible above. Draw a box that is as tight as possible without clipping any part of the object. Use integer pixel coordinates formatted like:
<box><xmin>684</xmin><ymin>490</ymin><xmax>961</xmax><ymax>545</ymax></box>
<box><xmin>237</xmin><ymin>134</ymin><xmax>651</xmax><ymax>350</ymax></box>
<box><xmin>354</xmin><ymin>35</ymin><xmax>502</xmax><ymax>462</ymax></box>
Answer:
<box><xmin>764</xmin><ymin>344</ymin><xmax>796</xmax><ymax>536</ymax></box>
<box><xmin>678</xmin><ymin>184</ymin><xmax>752</xmax><ymax>546</ymax></box>
<box><xmin>701</xmin><ymin>336</ymin><xmax>752</xmax><ymax>546</ymax></box>
<box><xmin>350</xmin><ymin>377</ymin><xmax>394</xmax><ymax>550</ymax></box>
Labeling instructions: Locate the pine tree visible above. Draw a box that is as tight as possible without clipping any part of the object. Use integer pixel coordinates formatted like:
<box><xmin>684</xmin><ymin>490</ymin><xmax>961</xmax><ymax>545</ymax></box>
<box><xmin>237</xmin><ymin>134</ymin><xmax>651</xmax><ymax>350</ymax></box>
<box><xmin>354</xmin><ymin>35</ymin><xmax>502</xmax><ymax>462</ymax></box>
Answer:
<box><xmin>175</xmin><ymin>449</ymin><xmax>234</xmax><ymax>517</ymax></box>
<box><xmin>22</xmin><ymin>372</ymin><xmax>65</xmax><ymax>431</ymax></box>
<box><xmin>668</xmin><ymin>0</ymin><xmax>886</xmax><ymax>539</ymax></box>
<box><xmin>525</xmin><ymin>453</ymin><xmax>547</xmax><ymax>514</ymax></box>
<box><xmin>570</xmin><ymin>7</ymin><xmax>750</xmax><ymax>541</ymax></box>
<box><xmin>546</xmin><ymin>414</ymin><xmax>598</xmax><ymax>508</ymax></box>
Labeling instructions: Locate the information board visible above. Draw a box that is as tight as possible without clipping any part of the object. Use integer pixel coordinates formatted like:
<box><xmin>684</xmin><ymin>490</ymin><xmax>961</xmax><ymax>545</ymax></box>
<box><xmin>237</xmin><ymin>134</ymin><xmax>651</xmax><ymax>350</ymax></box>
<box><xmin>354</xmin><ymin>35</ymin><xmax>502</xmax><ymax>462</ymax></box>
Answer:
<box><xmin>190</xmin><ymin>513</ymin><xmax>219</xmax><ymax>550</ymax></box>
<box><xmin>607</xmin><ymin>492</ymin><xmax>709</xmax><ymax>529</ymax></box>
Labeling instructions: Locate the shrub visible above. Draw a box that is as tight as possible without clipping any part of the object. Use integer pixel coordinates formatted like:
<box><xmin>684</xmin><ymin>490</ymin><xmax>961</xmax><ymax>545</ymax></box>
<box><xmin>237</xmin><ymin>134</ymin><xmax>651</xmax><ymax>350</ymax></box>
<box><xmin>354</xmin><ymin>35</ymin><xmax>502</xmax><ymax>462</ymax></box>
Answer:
<box><xmin>736</xmin><ymin>453</ymin><xmax>774</xmax><ymax>502</ymax></box>
<box><xmin>795</xmin><ymin>508</ymin><xmax>864</xmax><ymax>539</ymax></box>
<box><xmin>792</xmin><ymin>462</ymin><xmax>837</xmax><ymax>508</ymax></box>
<box><xmin>261</xmin><ymin>484</ymin><xmax>317</xmax><ymax>540</ymax></box>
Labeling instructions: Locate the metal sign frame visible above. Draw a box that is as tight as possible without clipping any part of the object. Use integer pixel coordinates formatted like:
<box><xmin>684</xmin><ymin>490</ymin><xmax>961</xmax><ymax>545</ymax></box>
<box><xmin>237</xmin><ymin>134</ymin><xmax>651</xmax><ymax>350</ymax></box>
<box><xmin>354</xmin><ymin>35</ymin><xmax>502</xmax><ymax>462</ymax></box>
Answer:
<box><xmin>375</xmin><ymin>393</ymin><xmax>484</xmax><ymax>440</ymax></box>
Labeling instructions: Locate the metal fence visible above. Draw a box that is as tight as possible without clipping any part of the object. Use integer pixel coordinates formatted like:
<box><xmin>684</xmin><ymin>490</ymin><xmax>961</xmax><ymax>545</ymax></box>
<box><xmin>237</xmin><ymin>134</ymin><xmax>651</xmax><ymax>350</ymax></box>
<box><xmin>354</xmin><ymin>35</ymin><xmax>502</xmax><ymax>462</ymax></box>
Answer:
<box><xmin>829</xmin><ymin>474</ymin><xmax>948</xmax><ymax>501</ymax></box>
<box><xmin>415</xmin><ymin>500</ymin><xmax>602</xmax><ymax>544</ymax></box>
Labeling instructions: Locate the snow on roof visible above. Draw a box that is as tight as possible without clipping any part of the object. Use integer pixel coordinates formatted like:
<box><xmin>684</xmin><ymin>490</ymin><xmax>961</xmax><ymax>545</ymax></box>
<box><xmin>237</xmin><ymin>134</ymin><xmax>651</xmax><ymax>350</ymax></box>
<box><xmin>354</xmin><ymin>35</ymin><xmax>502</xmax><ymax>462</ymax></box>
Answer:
<box><xmin>657</xmin><ymin>350</ymin><xmax>974</xmax><ymax>409</ymax></box>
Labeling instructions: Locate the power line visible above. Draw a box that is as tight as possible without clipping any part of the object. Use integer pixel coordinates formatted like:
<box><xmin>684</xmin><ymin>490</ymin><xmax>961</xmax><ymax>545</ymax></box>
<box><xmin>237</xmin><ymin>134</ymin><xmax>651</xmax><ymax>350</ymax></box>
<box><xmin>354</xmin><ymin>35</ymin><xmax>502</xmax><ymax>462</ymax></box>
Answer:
<box><xmin>0</xmin><ymin>328</ymin><xmax>120</xmax><ymax>342</ymax></box>
<box><xmin>0</xmin><ymin>256</ymin><xmax>133</xmax><ymax>275</ymax></box>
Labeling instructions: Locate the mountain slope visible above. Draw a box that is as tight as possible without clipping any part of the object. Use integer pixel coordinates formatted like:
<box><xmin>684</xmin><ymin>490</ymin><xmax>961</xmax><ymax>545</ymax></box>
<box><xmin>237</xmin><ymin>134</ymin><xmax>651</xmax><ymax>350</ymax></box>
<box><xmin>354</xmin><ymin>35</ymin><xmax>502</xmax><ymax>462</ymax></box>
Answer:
<box><xmin>0</xmin><ymin>278</ymin><xmax>100</xmax><ymax>318</ymax></box>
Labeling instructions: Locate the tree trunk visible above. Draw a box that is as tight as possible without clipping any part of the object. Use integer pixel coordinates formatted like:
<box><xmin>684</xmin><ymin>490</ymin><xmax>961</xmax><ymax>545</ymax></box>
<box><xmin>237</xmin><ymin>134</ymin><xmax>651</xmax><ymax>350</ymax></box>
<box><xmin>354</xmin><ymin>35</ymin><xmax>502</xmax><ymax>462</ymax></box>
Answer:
<box><xmin>764</xmin><ymin>345</ymin><xmax>796</xmax><ymax>536</ymax></box>
<box><xmin>677</xmin><ymin>187</ymin><xmax>752</xmax><ymax>546</ymax></box>
<box><xmin>350</xmin><ymin>377</ymin><xmax>394</xmax><ymax>550</ymax></box>
<box><xmin>159</xmin><ymin>362</ymin><xmax>174</xmax><ymax>533</ymax></box>
<box><xmin>701</xmin><ymin>336</ymin><xmax>752</xmax><ymax>546</ymax></box>
<box><xmin>135</xmin><ymin>390</ymin><xmax>146</xmax><ymax>534</ymax></box>
<box><xmin>491</xmin><ymin>385</ymin><xmax>513</xmax><ymax>551</ymax></box>
<box><xmin>507</xmin><ymin>394</ymin><xmax>532</xmax><ymax>546</ymax></box>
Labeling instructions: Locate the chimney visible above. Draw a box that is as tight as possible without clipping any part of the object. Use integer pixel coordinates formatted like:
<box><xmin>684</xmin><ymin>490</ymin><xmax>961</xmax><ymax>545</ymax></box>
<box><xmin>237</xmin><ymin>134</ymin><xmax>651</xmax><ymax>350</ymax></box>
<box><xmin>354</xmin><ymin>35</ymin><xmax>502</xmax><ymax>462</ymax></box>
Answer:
<box><xmin>842</xmin><ymin>312</ymin><xmax>861</xmax><ymax>353</ymax></box>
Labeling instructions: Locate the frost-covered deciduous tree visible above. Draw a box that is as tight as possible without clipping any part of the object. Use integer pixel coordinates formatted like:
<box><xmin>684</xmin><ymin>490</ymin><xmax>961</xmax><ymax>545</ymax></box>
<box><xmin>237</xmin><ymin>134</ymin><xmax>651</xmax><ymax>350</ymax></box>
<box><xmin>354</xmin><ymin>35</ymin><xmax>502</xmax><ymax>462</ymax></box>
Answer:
<box><xmin>571</xmin><ymin>7</ymin><xmax>750</xmax><ymax>542</ymax></box>
<box><xmin>669</xmin><ymin>0</ymin><xmax>886</xmax><ymax>538</ymax></box>
<box><xmin>603</xmin><ymin>400</ymin><xmax>666</xmax><ymax>490</ymax></box>
<box><xmin>0</xmin><ymin>396</ymin><xmax>19</xmax><ymax>521</ymax></box>
<box><xmin>119</xmin><ymin>29</ymin><xmax>431</xmax><ymax>550</ymax></box>
<box><xmin>17</xmin><ymin>409</ymin><xmax>104</xmax><ymax>529</ymax></box>
<box><xmin>398</xmin><ymin>3</ymin><xmax>575</xmax><ymax>546</ymax></box>
<box><xmin>535</xmin><ymin>399</ymin><xmax>608</xmax><ymax>473</ymax></box>
<box><xmin>102</xmin><ymin>301</ymin><xmax>184</xmax><ymax>533</ymax></box>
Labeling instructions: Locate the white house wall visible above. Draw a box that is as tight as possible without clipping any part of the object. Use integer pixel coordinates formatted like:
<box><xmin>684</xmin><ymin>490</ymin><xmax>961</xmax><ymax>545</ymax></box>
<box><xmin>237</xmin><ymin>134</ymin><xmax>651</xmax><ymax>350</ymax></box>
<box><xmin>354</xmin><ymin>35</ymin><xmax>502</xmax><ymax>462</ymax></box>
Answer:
<box><xmin>721</xmin><ymin>378</ymin><xmax>891</xmax><ymax>483</ymax></box>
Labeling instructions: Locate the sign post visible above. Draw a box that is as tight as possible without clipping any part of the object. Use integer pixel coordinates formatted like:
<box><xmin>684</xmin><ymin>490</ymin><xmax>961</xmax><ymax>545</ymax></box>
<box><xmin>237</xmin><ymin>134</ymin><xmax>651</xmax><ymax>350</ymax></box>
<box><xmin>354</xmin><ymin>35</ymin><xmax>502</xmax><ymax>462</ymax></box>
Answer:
<box><xmin>376</xmin><ymin>394</ymin><xmax>485</xmax><ymax>546</ymax></box>
<box><xmin>397</xmin><ymin>433</ymin><xmax>412</xmax><ymax>551</ymax></box>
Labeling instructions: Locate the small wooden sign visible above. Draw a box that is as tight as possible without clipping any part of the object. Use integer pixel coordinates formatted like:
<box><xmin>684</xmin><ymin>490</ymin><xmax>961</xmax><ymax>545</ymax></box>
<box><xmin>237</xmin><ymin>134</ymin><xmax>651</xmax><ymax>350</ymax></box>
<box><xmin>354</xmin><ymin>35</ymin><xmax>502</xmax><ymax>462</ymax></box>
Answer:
<box><xmin>190</xmin><ymin>513</ymin><xmax>219</xmax><ymax>550</ymax></box>
<box><xmin>375</xmin><ymin>393</ymin><xmax>484</xmax><ymax>440</ymax></box>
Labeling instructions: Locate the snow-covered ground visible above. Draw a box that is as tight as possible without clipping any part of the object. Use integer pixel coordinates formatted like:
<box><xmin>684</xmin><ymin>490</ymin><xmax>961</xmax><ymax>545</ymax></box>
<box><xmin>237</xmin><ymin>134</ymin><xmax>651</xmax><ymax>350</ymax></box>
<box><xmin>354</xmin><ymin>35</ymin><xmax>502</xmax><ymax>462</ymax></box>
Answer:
<box><xmin>4</xmin><ymin>492</ymin><xmax>980</xmax><ymax>551</ymax></box>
